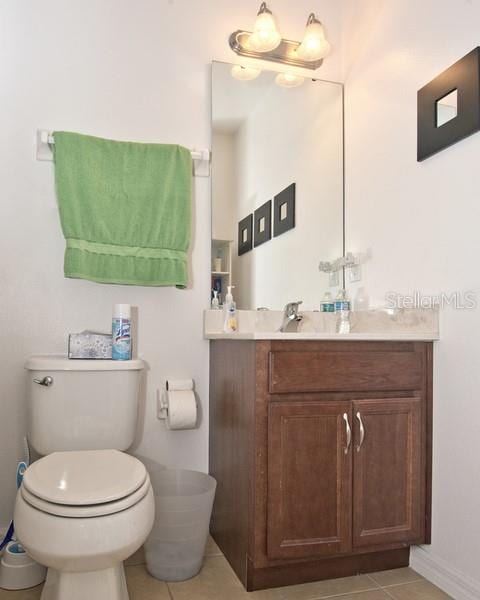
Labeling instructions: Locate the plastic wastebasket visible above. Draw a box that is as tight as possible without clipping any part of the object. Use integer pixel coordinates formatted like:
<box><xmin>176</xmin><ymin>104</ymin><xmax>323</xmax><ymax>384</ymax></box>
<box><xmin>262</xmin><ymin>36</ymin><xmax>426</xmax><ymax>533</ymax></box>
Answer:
<box><xmin>144</xmin><ymin>468</ymin><xmax>217</xmax><ymax>582</ymax></box>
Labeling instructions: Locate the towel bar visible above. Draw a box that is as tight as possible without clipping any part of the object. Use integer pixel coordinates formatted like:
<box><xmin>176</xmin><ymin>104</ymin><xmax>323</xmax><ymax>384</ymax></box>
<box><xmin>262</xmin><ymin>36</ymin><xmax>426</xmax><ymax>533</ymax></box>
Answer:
<box><xmin>36</xmin><ymin>129</ymin><xmax>211</xmax><ymax>177</ymax></box>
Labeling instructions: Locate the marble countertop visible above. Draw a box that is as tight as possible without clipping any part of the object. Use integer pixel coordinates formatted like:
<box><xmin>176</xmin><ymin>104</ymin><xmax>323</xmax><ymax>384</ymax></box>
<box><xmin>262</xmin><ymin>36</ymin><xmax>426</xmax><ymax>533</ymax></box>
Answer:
<box><xmin>204</xmin><ymin>308</ymin><xmax>439</xmax><ymax>341</ymax></box>
<box><xmin>205</xmin><ymin>331</ymin><xmax>438</xmax><ymax>341</ymax></box>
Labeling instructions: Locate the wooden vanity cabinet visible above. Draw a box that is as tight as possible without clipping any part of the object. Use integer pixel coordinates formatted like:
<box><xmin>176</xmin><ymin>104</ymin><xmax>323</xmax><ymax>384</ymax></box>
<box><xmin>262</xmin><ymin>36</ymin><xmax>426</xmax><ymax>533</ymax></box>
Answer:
<box><xmin>209</xmin><ymin>340</ymin><xmax>433</xmax><ymax>591</ymax></box>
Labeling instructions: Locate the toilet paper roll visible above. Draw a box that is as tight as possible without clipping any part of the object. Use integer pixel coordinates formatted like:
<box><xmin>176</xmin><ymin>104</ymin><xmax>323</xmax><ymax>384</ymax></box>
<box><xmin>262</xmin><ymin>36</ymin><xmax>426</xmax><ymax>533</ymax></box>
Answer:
<box><xmin>166</xmin><ymin>379</ymin><xmax>194</xmax><ymax>391</ymax></box>
<box><xmin>165</xmin><ymin>390</ymin><xmax>197</xmax><ymax>430</ymax></box>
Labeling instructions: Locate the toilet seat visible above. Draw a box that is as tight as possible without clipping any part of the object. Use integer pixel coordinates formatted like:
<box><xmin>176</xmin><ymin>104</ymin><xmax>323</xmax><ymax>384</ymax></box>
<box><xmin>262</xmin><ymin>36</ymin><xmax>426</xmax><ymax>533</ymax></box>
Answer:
<box><xmin>22</xmin><ymin>449</ymin><xmax>147</xmax><ymax>506</ymax></box>
<box><xmin>20</xmin><ymin>475</ymin><xmax>151</xmax><ymax>518</ymax></box>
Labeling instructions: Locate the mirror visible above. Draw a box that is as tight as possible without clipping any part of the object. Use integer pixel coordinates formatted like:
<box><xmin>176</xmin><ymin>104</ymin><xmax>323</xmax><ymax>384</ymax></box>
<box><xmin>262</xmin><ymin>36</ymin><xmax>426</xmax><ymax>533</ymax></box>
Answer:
<box><xmin>211</xmin><ymin>61</ymin><xmax>344</xmax><ymax>310</ymax></box>
<box><xmin>436</xmin><ymin>89</ymin><xmax>458</xmax><ymax>127</ymax></box>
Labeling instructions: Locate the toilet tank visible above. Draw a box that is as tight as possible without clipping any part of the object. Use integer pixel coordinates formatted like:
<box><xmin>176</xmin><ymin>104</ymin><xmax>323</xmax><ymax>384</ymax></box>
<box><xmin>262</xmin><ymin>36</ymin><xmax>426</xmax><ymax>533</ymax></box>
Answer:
<box><xmin>25</xmin><ymin>355</ymin><xmax>145</xmax><ymax>455</ymax></box>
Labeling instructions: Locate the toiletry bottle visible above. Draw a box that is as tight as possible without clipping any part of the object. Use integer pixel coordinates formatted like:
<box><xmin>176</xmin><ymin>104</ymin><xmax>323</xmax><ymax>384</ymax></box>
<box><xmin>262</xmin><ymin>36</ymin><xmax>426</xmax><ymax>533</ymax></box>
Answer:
<box><xmin>335</xmin><ymin>290</ymin><xmax>351</xmax><ymax>334</ymax></box>
<box><xmin>112</xmin><ymin>304</ymin><xmax>132</xmax><ymax>360</ymax></box>
<box><xmin>320</xmin><ymin>292</ymin><xmax>335</xmax><ymax>313</ymax></box>
<box><xmin>211</xmin><ymin>290</ymin><xmax>220</xmax><ymax>310</ymax></box>
<box><xmin>354</xmin><ymin>287</ymin><xmax>369</xmax><ymax>311</ymax></box>
<box><xmin>338</xmin><ymin>308</ymin><xmax>351</xmax><ymax>334</ymax></box>
<box><xmin>223</xmin><ymin>286</ymin><xmax>238</xmax><ymax>333</ymax></box>
<box><xmin>334</xmin><ymin>289</ymin><xmax>350</xmax><ymax>312</ymax></box>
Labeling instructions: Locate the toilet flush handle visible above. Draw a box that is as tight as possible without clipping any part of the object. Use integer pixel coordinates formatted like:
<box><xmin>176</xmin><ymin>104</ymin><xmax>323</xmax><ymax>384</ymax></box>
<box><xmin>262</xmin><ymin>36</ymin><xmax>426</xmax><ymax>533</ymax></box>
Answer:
<box><xmin>33</xmin><ymin>376</ymin><xmax>54</xmax><ymax>387</ymax></box>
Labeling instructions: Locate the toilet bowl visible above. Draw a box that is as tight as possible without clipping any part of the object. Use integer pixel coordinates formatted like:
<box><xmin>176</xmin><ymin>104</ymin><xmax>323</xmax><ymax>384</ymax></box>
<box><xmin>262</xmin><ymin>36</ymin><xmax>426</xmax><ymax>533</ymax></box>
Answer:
<box><xmin>14</xmin><ymin>449</ymin><xmax>155</xmax><ymax>600</ymax></box>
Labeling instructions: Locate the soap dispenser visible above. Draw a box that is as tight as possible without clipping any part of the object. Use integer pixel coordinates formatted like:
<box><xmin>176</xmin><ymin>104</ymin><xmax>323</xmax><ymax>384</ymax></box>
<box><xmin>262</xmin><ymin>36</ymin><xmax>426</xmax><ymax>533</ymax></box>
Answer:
<box><xmin>211</xmin><ymin>290</ymin><xmax>220</xmax><ymax>310</ymax></box>
<box><xmin>223</xmin><ymin>286</ymin><xmax>238</xmax><ymax>333</ymax></box>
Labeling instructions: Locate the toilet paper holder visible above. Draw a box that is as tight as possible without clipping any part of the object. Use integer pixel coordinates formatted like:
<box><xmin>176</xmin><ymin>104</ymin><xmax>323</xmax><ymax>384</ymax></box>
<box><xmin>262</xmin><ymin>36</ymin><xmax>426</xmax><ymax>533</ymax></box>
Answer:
<box><xmin>157</xmin><ymin>379</ymin><xmax>195</xmax><ymax>421</ymax></box>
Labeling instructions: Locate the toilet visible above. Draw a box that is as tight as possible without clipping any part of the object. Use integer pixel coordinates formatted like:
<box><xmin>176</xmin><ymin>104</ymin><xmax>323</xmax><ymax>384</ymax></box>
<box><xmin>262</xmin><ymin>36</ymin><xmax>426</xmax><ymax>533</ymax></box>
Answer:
<box><xmin>14</xmin><ymin>355</ymin><xmax>155</xmax><ymax>600</ymax></box>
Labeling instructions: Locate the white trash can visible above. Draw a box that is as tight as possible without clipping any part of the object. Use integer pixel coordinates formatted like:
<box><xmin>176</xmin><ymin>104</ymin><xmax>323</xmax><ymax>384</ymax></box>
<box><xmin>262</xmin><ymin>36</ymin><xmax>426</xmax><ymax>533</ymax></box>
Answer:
<box><xmin>144</xmin><ymin>468</ymin><xmax>217</xmax><ymax>582</ymax></box>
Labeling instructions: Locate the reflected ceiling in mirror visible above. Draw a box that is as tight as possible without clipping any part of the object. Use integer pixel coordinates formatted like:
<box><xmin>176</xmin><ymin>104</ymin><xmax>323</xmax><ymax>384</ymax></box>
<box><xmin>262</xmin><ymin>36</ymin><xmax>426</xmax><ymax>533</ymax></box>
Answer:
<box><xmin>211</xmin><ymin>61</ymin><xmax>344</xmax><ymax>310</ymax></box>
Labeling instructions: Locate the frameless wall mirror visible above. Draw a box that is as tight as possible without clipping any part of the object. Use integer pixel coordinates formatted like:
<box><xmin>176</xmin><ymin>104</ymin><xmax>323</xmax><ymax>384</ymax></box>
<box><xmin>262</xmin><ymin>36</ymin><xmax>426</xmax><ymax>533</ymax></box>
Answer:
<box><xmin>211</xmin><ymin>61</ymin><xmax>344</xmax><ymax>310</ymax></box>
<box><xmin>436</xmin><ymin>89</ymin><xmax>458</xmax><ymax>127</ymax></box>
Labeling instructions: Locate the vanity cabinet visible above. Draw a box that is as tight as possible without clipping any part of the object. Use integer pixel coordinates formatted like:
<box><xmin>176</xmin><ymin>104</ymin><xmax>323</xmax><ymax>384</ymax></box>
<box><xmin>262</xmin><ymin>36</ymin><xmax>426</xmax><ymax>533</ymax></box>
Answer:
<box><xmin>267</xmin><ymin>397</ymin><xmax>423</xmax><ymax>561</ymax></box>
<box><xmin>209</xmin><ymin>340</ymin><xmax>433</xmax><ymax>591</ymax></box>
<box><xmin>352</xmin><ymin>398</ymin><xmax>423</xmax><ymax>548</ymax></box>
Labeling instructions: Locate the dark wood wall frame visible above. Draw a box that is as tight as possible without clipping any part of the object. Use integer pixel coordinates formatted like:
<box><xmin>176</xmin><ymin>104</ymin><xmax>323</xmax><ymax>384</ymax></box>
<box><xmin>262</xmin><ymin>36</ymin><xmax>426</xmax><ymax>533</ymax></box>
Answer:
<box><xmin>418</xmin><ymin>47</ymin><xmax>480</xmax><ymax>161</ymax></box>
<box><xmin>238</xmin><ymin>214</ymin><xmax>253</xmax><ymax>256</ymax></box>
<box><xmin>209</xmin><ymin>340</ymin><xmax>433</xmax><ymax>591</ymax></box>
<box><xmin>254</xmin><ymin>200</ymin><xmax>272</xmax><ymax>248</ymax></box>
<box><xmin>273</xmin><ymin>183</ymin><xmax>296</xmax><ymax>236</ymax></box>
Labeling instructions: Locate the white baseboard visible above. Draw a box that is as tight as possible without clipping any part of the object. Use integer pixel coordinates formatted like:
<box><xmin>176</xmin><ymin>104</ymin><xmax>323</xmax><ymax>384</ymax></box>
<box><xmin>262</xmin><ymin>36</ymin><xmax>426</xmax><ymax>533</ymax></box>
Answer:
<box><xmin>411</xmin><ymin>546</ymin><xmax>480</xmax><ymax>600</ymax></box>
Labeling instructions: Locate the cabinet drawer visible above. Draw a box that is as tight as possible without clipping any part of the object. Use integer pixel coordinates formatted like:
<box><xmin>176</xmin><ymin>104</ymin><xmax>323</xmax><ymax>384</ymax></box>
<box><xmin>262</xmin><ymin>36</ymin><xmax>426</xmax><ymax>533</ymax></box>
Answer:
<box><xmin>269</xmin><ymin>350</ymin><xmax>424</xmax><ymax>394</ymax></box>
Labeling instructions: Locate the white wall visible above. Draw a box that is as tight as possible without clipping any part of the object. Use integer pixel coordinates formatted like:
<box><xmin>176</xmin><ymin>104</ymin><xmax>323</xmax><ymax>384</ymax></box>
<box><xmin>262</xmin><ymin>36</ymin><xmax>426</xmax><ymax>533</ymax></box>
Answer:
<box><xmin>211</xmin><ymin>132</ymin><xmax>236</xmax><ymax>241</ymax></box>
<box><xmin>0</xmin><ymin>0</ymin><xmax>343</xmax><ymax>527</ymax></box>
<box><xmin>343</xmin><ymin>0</ymin><xmax>480</xmax><ymax>594</ymax></box>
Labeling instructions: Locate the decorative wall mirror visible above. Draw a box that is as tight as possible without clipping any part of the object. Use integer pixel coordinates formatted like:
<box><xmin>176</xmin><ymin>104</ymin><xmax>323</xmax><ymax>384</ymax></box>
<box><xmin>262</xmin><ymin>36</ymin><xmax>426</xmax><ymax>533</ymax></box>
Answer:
<box><xmin>211</xmin><ymin>61</ymin><xmax>344</xmax><ymax>310</ymax></box>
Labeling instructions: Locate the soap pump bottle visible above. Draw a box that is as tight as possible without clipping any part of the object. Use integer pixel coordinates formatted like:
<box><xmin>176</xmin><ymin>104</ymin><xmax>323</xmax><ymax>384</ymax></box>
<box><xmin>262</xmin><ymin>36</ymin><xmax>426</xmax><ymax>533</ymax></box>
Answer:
<box><xmin>211</xmin><ymin>290</ymin><xmax>220</xmax><ymax>310</ymax></box>
<box><xmin>223</xmin><ymin>286</ymin><xmax>238</xmax><ymax>333</ymax></box>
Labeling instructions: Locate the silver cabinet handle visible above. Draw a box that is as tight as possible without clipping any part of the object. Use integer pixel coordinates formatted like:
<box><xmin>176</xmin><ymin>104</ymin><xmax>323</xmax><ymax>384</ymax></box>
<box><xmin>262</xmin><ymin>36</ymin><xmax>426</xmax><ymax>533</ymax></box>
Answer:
<box><xmin>356</xmin><ymin>411</ymin><xmax>365</xmax><ymax>452</ymax></box>
<box><xmin>343</xmin><ymin>413</ymin><xmax>351</xmax><ymax>454</ymax></box>
<box><xmin>33</xmin><ymin>376</ymin><xmax>54</xmax><ymax>387</ymax></box>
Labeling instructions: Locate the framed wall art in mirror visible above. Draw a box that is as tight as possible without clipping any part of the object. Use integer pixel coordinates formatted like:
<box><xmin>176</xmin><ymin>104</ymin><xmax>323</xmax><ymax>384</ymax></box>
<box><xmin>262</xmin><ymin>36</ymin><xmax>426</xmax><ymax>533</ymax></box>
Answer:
<box><xmin>274</xmin><ymin>183</ymin><xmax>295</xmax><ymax>237</ymax></box>
<box><xmin>254</xmin><ymin>200</ymin><xmax>272</xmax><ymax>247</ymax></box>
<box><xmin>238</xmin><ymin>214</ymin><xmax>253</xmax><ymax>256</ymax></box>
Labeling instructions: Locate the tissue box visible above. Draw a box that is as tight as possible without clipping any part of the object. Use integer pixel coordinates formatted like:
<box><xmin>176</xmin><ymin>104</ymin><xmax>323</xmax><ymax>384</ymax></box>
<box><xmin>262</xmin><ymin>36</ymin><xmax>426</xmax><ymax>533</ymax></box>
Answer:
<box><xmin>68</xmin><ymin>331</ymin><xmax>112</xmax><ymax>359</ymax></box>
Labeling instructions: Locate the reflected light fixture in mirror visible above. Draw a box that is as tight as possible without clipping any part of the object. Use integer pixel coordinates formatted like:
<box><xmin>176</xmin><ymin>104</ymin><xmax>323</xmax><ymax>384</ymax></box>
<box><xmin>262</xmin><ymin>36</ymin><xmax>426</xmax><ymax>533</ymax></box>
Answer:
<box><xmin>296</xmin><ymin>13</ymin><xmax>331</xmax><ymax>61</ymax></box>
<box><xmin>231</xmin><ymin>65</ymin><xmax>262</xmax><ymax>81</ymax></box>
<box><xmin>275</xmin><ymin>72</ymin><xmax>304</xmax><ymax>88</ymax></box>
<box><xmin>248</xmin><ymin>2</ymin><xmax>281</xmax><ymax>53</ymax></box>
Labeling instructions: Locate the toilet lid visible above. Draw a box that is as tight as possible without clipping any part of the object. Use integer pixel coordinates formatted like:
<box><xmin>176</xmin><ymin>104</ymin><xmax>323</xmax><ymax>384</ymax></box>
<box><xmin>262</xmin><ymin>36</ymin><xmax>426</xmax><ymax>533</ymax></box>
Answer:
<box><xmin>21</xmin><ymin>474</ymin><xmax>151</xmax><ymax>518</ymax></box>
<box><xmin>22</xmin><ymin>450</ymin><xmax>147</xmax><ymax>505</ymax></box>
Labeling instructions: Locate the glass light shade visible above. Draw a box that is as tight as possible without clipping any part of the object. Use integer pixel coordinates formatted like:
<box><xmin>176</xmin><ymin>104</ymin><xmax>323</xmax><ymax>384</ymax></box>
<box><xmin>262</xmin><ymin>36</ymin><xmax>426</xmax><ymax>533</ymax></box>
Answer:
<box><xmin>275</xmin><ymin>72</ymin><xmax>304</xmax><ymax>88</ymax></box>
<box><xmin>296</xmin><ymin>17</ymin><xmax>331</xmax><ymax>61</ymax></box>
<box><xmin>231</xmin><ymin>65</ymin><xmax>262</xmax><ymax>81</ymax></box>
<box><xmin>248</xmin><ymin>6</ymin><xmax>281</xmax><ymax>52</ymax></box>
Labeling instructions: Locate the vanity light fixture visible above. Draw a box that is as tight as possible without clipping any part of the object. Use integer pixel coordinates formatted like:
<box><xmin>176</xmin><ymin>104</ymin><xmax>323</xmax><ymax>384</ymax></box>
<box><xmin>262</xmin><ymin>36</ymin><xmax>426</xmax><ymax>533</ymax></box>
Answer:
<box><xmin>248</xmin><ymin>2</ymin><xmax>281</xmax><ymax>53</ymax></box>
<box><xmin>229</xmin><ymin>4</ymin><xmax>330</xmax><ymax>71</ymax></box>
<box><xmin>296</xmin><ymin>13</ymin><xmax>331</xmax><ymax>62</ymax></box>
<box><xmin>231</xmin><ymin>65</ymin><xmax>262</xmax><ymax>81</ymax></box>
<box><xmin>275</xmin><ymin>72</ymin><xmax>304</xmax><ymax>88</ymax></box>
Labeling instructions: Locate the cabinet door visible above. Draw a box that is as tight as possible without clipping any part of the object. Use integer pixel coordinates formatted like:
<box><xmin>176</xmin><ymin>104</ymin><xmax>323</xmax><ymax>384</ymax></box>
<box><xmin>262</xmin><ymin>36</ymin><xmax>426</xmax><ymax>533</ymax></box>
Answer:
<box><xmin>267</xmin><ymin>401</ymin><xmax>352</xmax><ymax>559</ymax></box>
<box><xmin>353</xmin><ymin>398</ymin><xmax>423</xmax><ymax>548</ymax></box>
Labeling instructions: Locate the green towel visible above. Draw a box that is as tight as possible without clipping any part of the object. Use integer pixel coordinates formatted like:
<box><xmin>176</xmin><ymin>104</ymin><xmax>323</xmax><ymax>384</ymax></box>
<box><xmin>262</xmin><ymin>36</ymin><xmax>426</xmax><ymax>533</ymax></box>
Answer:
<box><xmin>53</xmin><ymin>131</ymin><xmax>192</xmax><ymax>287</ymax></box>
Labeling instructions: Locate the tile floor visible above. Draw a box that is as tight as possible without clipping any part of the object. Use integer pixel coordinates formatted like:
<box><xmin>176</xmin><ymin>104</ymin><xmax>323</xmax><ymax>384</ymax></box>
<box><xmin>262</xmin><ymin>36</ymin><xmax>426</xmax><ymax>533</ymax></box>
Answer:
<box><xmin>0</xmin><ymin>538</ymin><xmax>452</xmax><ymax>600</ymax></box>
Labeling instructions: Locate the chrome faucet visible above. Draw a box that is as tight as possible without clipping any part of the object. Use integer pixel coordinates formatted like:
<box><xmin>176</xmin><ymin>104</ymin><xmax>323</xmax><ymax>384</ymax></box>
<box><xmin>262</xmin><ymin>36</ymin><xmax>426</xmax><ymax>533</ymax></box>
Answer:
<box><xmin>280</xmin><ymin>301</ymin><xmax>303</xmax><ymax>332</ymax></box>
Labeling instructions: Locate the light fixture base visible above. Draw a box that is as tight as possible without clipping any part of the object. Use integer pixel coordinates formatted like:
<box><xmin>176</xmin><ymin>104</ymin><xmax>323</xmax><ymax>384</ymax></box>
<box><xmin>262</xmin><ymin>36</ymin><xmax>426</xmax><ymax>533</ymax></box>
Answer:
<box><xmin>229</xmin><ymin>30</ymin><xmax>323</xmax><ymax>71</ymax></box>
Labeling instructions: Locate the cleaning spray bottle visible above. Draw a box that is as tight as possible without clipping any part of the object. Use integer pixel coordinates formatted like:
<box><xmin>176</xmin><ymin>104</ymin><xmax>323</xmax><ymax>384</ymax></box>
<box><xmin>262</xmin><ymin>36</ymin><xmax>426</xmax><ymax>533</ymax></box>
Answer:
<box><xmin>112</xmin><ymin>304</ymin><xmax>132</xmax><ymax>360</ymax></box>
<box><xmin>223</xmin><ymin>286</ymin><xmax>238</xmax><ymax>333</ymax></box>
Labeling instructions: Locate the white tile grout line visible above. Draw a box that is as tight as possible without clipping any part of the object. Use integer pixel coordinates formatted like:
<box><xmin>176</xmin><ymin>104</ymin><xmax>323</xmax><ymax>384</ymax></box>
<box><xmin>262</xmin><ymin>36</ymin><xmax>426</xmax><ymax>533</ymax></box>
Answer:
<box><xmin>381</xmin><ymin>579</ymin><xmax>425</xmax><ymax>588</ymax></box>
<box><xmin>166</xmin><ymin>582</ymin><xmax>175</xmax><ymax>600</ymax></box>
<box><xmin>365</xmin><ymin>572</ymin><xmax>424</xmax><ymax>588</ymax></box>
<box><xmin>365</xmin><ymin>573</ymin><xmax>382</xmax><ymax>587</ymax></box>
<box><xmin>305</xmin><ymin>588</ymin><xmax>385</xmax><ymax>600</ymax></box>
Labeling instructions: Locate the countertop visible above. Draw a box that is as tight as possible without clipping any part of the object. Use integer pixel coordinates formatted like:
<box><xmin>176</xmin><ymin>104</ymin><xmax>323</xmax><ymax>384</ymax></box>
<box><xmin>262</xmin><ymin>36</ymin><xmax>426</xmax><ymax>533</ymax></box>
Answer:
<box><xmin>204</xmin><ymin>308</ymin><xmax>439</xmax><ymax>341</ymax></box>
